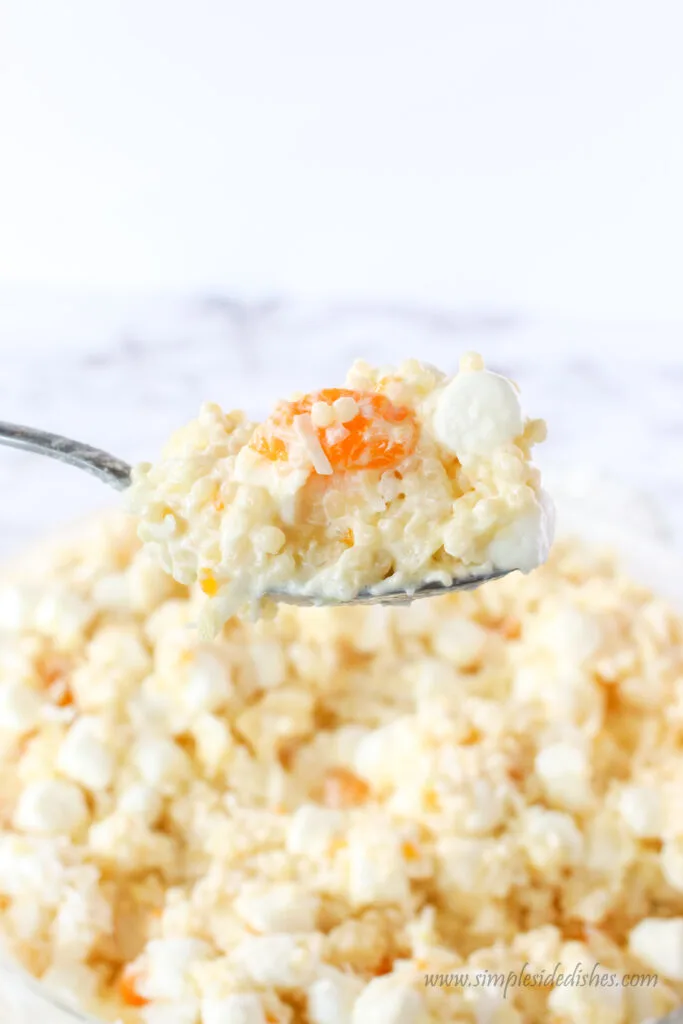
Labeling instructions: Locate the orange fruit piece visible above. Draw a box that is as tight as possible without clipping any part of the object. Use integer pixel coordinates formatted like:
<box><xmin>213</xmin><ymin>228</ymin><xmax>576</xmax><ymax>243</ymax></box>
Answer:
<box><xmin>401</xmin><ymin>840</ymin><xmax>420</xmax><ymax>861</ymax></box>
<box><xmin>251</xmin><ymin>388</ymin><xmax>417</xmax><ymax>472</ymax></box>
<box><xmin>118</xmin><ymin>968</ymin><xmax>148</xmax><ymax>1007</ymax></box>
<box><xmin>373</xmin><ymin>954</ymin><xmax>394</xmax><ymax>976</ymax></box>
<box><xmin>199</xmin><ymin>571</ymin><xmax>219</xmax><ymax>596</ymax></box>
<box><xmin>53</xmin><ymin>684</ymin><xmax>74</xmax><ymax>708</ymax></box>
<box><xmin>36</xmin><ymin>651</ymin><xmax>74</xmax><ymax>707</ymax></box>
<box><xmin>323</xmin><ymin>766</ymin><xmax>370</xmax><ymax>808</ymax></box>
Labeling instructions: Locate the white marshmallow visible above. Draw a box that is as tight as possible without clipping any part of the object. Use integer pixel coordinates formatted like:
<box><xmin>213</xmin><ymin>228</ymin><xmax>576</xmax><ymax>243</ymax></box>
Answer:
<box><xmin>0</xmin><ymin>681</ymin><xmax>43</xmax><ymax>734</ymax></box>
<box><xmin>141</xmin><ymin>937</ymin><xmax>212</xmax><ymax>1001</ymax></box>
<box><xmin>57</xmin><ymin>716</ymin><xmax>115</xmax><ymax>791</ymax></box>
<box><xmin>535</xmin><ymin>742</ymin><xmax>591</xmax><ymax>811</ymax></box>
<box><xmin>487</xmin><ymin>492</ymin><xmax>554</xmax><ymax>573</ymax></box>
<box><xmin>185</xmin><ymin>649</ymin><xmax>233</xmax><ymax>713</ymax></box>
<box><xmin>234</xmin><ymin>882</ymin><xmax>319</xmax><ymax>934</ymax></box>
<box><xmin>202</xmin><ymin>993</ymin><xmax>266</xmax><ymax>1024</ymax></box>
<box><xmin>286</xmin><ymin>804</ymin><xmax>344</xmax><ymax>858</ymax></box>
<box><xmin>14</xmin><ymin>779</ymin><xmax>88</xmax><ymax>835</ymax></box>
<box><xmin>135</xmin><ymin>737</ymin><xmax>190</xmax><ymax>790</ymax></box>
<box><xmin>521</xmin><ymin>807</ymin><xmax>584</xmax><ymax>869</ymax></box>
<box><xmin>308</xmin><ymin>967</ymin><xmax>362</xmax><ymax>1024</ymax></box>
<box><xmin>618</xmin><ymin>785</ymin><xmax>662</xmax><ymax>839</ymax></box>
<box><xmin>433</xmin><ymin>370</ymin><xmax>523</xmax><ymax>458</ymax></box>
<box><xmin>629</xmin><ymin>917</ymin><xmax>683</xmax><ymax>981</ymax></box>
<box><xmin>229</xmin><ymin>935</ymin><xmax>315</xmax><ymax>988</ymax></box>
<box><xmin>351</xmin><ymin>976</ymin><xmax>424</xmax><ymax>1024</ymax></box>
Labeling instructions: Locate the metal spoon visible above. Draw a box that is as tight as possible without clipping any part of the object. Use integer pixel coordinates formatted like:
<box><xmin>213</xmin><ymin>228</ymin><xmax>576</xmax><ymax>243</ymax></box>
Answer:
<box><xmin>0</xmin><ymin>420</ymin><xmax>511</xmax><ymax>604</ymax></box>
<box><xmin>0</xmin><ymin>420</ymin><xmax>132</xmax><ymax>491</ymax></box>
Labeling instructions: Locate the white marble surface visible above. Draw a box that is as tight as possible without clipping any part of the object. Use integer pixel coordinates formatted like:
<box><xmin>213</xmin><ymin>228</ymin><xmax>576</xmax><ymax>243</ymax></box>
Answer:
<box><xmin>1</xmin><ymin>291</ymin><xmax>683</xmax><ymax>564</ymax></box>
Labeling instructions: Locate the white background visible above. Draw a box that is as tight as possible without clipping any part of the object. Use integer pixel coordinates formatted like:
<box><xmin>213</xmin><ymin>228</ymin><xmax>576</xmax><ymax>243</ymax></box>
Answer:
<box><xmin>2</xmin><ymin>0</ymin><xmax>683</xmax><ymax>321</ymax></box>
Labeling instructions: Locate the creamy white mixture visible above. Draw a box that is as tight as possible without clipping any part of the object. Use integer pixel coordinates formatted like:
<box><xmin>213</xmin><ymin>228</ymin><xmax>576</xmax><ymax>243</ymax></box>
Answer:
<box><xmin>128</xmin><ymin>354</ymin><xmax>553</xmax><ymax>634</ymax></box>
<box><xmin>1</xmin><ymin>517</ymin><xmax>683</xmax><ymax>1023</ymax></box>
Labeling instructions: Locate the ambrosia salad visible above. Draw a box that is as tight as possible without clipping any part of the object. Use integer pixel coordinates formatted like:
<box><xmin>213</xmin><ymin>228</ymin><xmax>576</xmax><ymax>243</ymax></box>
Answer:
<box><xmin>127</xmin><ymin>354</ymin><xmax>553</xmax><ymax>634</ymax></box>
<box><xmin>5</xmin><ymin>350</ymin><xmax>682</xmax><ymax>1024</ymax></box>
<box><xmin>1</xmin><ymin>515</ymin><xmax>683</xmax><ymax>1023</ymax></box>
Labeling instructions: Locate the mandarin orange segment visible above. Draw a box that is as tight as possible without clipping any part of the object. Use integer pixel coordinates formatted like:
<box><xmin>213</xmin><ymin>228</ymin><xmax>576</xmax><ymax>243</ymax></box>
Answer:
<box><xmin>37</xmin><ymin>651</ymin><xmax>73</xmax><ymax>687</ymax></box>
<box><xmin>252</xmin><ymin>431</ymin><xmax>288</xmax><ymax>462</ymax></box>
<box><xmin>53</xmin><ymin>684</ymin><xmax>74</xmax><ymax>708</ymax></box>
<box><xmin>373</xmin><ymin>954</ymin><xmax>394</xmax><ymax>976</ymax></box>
<box><xmin>199</xmin><ymin>572</ymin><xmax>219</xmax><ymax>596</ymax></box>
<box><xmin>401</xmin><ymin>840</ymin><xmax>420</xmax><ymax>861</ymax></box>
<box><xmin>460</xmin><ymin>726</ymin><xmax>482</xmax><ymax>746</ymax></box>
<box><xmin>423</xmin><ymin>787</ymin><xmax>441</xmax><ymax>812</ymax></box>
<box><xmin>323</xmin><ymin>766</ymin><xmax>370</xmax><ymax>808</ymax></box>
<box><xmin>497</xmin><ymin>615</ymin><xmax>522</xmax><ymax>640</ymax></box>
<box><xmin>250</xmin><ymin>388</ymin><xmax>417</xmax><ymax>472</ymax></box>
<box><xmin>37</xmin><ymin>651</ymin><xmax>75</xmax><ymax>707</ymax></box>
<box><xmin>118</xmin><ymin>969</ymin><xmax>148</xmax><ymax>1007</ymax></box>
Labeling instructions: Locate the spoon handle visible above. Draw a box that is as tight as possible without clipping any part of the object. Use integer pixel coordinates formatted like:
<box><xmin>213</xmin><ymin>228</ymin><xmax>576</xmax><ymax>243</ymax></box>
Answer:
<box><xmin>0</xmin><ymin>421</ymin><xmax>132</xmax><ymax>490</ymax></box>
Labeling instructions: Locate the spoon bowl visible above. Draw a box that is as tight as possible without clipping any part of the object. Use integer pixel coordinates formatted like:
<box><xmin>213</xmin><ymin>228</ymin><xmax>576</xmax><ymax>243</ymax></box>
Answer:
<box><xmin>0</xmin><ymin>420</ymin><xmax>511</xmax><ymax>606</ymax></box>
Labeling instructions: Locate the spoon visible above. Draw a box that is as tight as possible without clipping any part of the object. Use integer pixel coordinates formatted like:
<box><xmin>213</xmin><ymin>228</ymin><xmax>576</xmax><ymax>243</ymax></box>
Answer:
<box><xmin>0</xmin><ymin>419</ymin><xmax>511</xmax><ymax>605</ymax></box>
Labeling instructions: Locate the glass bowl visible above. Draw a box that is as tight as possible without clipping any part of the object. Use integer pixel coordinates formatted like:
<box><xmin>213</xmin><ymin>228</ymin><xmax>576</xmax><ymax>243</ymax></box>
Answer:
<box><xmin>0</xmin><ymin>958</ymin><xmax>97</xmax><ymax>1023</ymax></box>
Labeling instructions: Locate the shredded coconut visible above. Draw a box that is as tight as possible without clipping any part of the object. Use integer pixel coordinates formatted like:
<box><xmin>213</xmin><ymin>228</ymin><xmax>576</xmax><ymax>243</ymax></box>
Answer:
<box><xmin>293</xmin><ymin>413</ymin><xmax>334</xmax><ymax>476</ymax></box>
